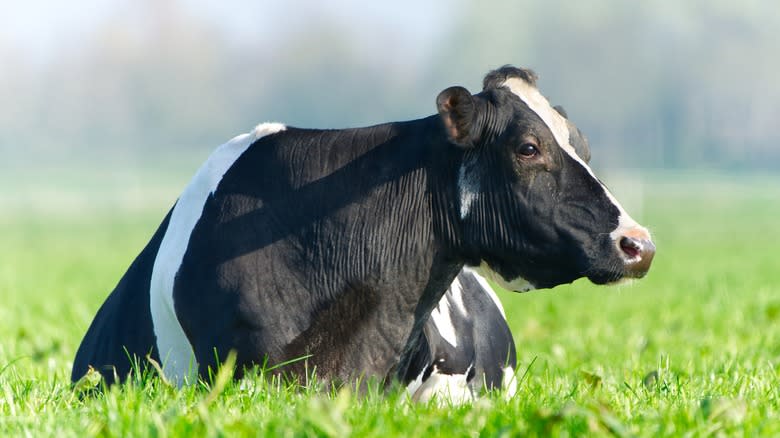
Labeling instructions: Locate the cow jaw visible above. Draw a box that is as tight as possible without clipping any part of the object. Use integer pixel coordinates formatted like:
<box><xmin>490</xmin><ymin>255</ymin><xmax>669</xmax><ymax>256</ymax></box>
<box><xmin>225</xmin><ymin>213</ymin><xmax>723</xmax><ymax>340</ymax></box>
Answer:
<box><xmin>474</xmin><ymin>261</ymin><xmax>534</xmax><ymax>293</ymax></box>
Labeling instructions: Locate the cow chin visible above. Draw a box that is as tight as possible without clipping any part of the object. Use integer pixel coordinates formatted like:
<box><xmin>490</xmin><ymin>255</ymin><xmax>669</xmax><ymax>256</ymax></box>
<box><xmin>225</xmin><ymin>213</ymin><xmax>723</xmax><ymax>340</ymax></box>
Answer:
<box><xmin>473</xmin><ymin>261</ymin><xmax>536</xmax><ymax>293</ymax></box>
<box><xmin>477</xmin><ymin>253</ymin><xmax>608</xmax><ymax>292</ymax></box>
<box><xmin>477</xmin><ymin>259</ymin><xmax>629</xmax><ymax>291</ymax></box>
<box><xmin>582</xmin><ymin>253</ymin><xmax>647</xmax><ymax>285</ymax></box>
<box><xmin>582</xmin><ymin>241</ymin><xmax>651</xmax><ymax>285</ymax></box>
<box><xmin>586</xmin><ymin>264</ymin><xmax>647</xmax><ymax>286</ymax></box>
<box><xmin>585</xmin><ymin>269</ymin><xmax>626</xmax><ymax>285</ymax></box>
<box><xmin>473</xmin><ymin>259</ymin><xmax>590</xmax><ymax>292</ymax></box>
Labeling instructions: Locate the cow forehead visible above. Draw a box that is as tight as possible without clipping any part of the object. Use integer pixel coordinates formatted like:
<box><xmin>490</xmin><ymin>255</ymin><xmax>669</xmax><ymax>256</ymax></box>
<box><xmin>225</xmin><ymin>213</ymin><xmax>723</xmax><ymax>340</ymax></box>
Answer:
<box><xmin>501</xmin><ymin>77</ymin><xmax>576</xmax><ymax>159</ymax></box>
<box><xmin>501</xmin><ymin>76</ymin><xmax>605</xmax><ymax>183</ymax></box>
<box><xmin>499</xmin><ymin>76</ymin><xmax>590</xmax><ymax>162</ymax></box>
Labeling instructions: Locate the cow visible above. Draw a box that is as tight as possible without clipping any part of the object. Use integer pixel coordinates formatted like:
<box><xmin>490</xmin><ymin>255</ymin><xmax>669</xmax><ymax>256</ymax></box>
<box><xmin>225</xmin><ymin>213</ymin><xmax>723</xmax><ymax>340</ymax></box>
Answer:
<box><xmin>71</xmin><ymin>66</ymin><xmax>655</xmax><ymax>397</ymax></box>
<box><xmin>407</xmin><ymin>108</ymin><xmax>592</xmax><ymax>403</ymax></box>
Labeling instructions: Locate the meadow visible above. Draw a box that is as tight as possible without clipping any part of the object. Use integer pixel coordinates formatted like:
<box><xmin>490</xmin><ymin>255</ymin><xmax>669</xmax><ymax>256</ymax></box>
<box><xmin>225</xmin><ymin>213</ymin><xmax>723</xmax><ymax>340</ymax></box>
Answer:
<box><xmin>1</xmin><ymin>171</ymin><xmax>778</xmax><ymax>436</ymax></box>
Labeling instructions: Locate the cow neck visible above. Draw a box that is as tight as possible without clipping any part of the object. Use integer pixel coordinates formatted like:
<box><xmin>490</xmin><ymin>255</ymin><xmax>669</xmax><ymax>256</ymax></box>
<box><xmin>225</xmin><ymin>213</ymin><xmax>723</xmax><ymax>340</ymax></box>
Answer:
<box><xmin>303</xmin><ymin>116</ymin><xmax>467</xmax><ymax>382</ymax></box>
<box><xmin>333</xmin><ymin>115</ymin><xmax>462</xmax><ymax>306</ymax></box>
<box><xmin>381</xmin><ymin>117</ymin><xmax>471</xmax><ymax>382</ymax></box>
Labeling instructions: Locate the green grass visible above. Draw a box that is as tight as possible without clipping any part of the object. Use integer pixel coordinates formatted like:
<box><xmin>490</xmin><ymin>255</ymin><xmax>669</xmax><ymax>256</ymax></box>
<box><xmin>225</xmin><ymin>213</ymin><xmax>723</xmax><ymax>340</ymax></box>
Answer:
<box><xmin>1</xmin><ymin>173</ymin><xmax>779</xmax><ymax>436</ymax></box>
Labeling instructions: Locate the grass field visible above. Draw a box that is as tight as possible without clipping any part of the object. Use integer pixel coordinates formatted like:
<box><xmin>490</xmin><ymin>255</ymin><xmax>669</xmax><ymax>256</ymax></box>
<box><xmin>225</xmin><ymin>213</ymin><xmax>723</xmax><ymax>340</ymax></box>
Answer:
<box><xmin>1</xmin><ymin>172</ymin><xmax>779</xmax><ymax>436</ymax></box>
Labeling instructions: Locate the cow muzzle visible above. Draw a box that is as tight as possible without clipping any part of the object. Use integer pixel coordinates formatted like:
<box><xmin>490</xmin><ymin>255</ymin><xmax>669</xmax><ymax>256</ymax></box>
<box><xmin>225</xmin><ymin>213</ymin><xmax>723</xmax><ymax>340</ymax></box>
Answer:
<box><xmin>615</xmin><ymin>228</ymin><xmax>655</xmax><ymax>278</ymax></box>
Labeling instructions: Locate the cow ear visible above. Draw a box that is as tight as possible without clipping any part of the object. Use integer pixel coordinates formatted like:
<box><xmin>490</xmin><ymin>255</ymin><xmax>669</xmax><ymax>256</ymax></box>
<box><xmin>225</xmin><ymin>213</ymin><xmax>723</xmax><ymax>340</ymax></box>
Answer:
<box><xmin>437</xmin><ymin>86</ymin><xmax>478</xmax><ymax>148</ymax></box>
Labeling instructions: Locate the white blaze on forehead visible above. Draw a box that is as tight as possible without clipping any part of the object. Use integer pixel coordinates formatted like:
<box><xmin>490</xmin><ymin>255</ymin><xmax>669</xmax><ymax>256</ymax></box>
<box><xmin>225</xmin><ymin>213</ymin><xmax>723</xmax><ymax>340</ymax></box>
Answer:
<box><xmin>502</xmin><ymin>78</ymin><xmax>572</xmax><ymax>153</ymax></box>
<box><xmin>501</xmin><ymin>78</ymin><xmax>649</xmax><ymax>244</ymax></box>
<box><xmin>149</xmin><ymin>122</ymin><xmax>286</xmax><ymax>385</ymax></box>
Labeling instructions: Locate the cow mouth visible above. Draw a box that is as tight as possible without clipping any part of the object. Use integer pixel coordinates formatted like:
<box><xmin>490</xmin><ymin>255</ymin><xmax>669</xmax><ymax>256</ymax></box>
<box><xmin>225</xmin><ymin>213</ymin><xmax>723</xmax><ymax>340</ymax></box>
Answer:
<box><xmin>586</xmin><ymin>270</ymin><xmax>627</xmax><ymax>285</ymax></box>
<box><xmin>585</xmin><ymin>261</ymin><xmax>650</xmax><ymax>285</ymax></box>
<box><xmin>582</xmin><ymin>232</ymin><xmax>655</xmax><ymax>285</ymax></box>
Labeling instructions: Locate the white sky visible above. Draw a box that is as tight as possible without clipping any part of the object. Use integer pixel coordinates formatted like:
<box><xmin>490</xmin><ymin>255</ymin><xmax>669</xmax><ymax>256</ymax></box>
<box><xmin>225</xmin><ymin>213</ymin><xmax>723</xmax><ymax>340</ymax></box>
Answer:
<box><xmin>0</xmin><ymin>0</ymin><xmax>119</xmax><ymax>59</ymax></box>
<box><xmin>0</xmin><ymin>0</ymin><xmax>456</xmax><ymax>63</ymax></box>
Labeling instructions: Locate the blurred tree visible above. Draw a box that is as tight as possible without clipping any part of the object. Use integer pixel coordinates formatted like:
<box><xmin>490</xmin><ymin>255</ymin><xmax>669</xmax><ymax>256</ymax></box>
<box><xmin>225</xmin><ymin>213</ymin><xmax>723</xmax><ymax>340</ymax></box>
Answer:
<box><xmin>1</xmin><ymin>0</ymin><xmax>778</xmax><ymax>172</ymax></box>
<box><xmin>435</xmin><ymin>0</ymin><xmax>780</xmax><ymax>170</ymax></box>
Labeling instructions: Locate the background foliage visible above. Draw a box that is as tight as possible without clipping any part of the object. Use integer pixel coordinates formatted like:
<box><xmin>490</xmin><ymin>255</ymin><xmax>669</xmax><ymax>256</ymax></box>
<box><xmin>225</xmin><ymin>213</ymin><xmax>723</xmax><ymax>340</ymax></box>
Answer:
<box><xmin>2</xmin><ymin>0</ymin><xmax>779</xmax><ymax>174</ymax></box>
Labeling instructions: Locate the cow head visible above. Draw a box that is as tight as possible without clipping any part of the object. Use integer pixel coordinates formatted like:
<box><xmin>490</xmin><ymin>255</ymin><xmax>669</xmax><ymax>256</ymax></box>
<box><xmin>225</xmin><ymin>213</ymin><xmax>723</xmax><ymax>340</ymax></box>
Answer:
<box><xmin>439</xmin><ymin>66</ymin><xmax>655</xmax><ymax>290</ymax></box>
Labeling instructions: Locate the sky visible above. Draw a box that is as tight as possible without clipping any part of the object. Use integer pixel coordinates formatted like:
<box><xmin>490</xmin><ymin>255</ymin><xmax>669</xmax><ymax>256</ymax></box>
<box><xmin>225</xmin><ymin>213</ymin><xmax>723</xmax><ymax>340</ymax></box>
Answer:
<box><xmin>1</xmin><ymin>0</ymin><xmax>778</xmax><ymax>173</ymax></box>
<box><xmin>0</xmin><ymin>0</ymin><xmax>455</xmax><ymax>64</ymax></box>
<box><xmin>1</xmin><ymin>0</ymin><xmax>119</xmax><ymax>61</ymax></box>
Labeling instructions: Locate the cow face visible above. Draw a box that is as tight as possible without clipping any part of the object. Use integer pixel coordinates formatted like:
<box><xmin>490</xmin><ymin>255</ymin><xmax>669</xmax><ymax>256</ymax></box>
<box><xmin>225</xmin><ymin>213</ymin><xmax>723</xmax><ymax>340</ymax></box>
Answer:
<box><xmin>438</xmin><ymin>66</ymin><xmax>654</xmax><ymax>290</ymax></box>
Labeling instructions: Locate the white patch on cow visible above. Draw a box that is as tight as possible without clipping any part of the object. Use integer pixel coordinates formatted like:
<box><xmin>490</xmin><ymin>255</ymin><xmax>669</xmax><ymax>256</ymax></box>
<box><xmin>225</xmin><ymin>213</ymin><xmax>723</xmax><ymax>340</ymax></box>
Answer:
<box><xmin>405</xmin><ymin>363</ymin><xmax>428</xmax><ymax>397</ymax></box>
<box><xmin>447</xmin><ymin>276</ymin><xmax>468</xmax><ymax>315</ymax></box>
<box><xmin>149</xmin><ymin>122</ymin><xmax>286</xmax><ymax>385</ymax></box>
<box><xmin>411</xmin><ymin>365</ymin><xmax>474</xmax><ymax>405</ymax></box>
<box><xmin>473</xmin><ymin>261</ymin><xmax>534</xmax><ymax>293</ymax></box>
<box><xmin>458</xmin><ymin>162</ymin><xmax>479</xmax><ymax>219</ymax></box>
<box><xmin>501</xmin><ymin>78</ymin><xmax>650</xmax><ymax>249</ymax></box>
<box><xmin>429</xmin><ymin>292</ymin><xmax>459</xmax><ymax>348</ymax></box>
<box><xmin>502</xmin><ymin>366</ymin><xmax>518</xmax><ymax>399</ymax></box>
<box><xmin>252</xmin><ymin>122</ymin><xmax>287</xmax><ymax>139</ymax></box>
<box><xmin>462</xmin><ymin>267</ymin><xmax>508</xmax><ymax>319</ymax></box>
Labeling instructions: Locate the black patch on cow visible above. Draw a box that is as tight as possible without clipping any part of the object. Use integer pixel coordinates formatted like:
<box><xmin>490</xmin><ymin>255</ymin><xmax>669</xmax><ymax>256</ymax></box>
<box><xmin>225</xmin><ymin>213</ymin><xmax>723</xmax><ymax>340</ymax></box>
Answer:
<box><xmin>71</xmin><ymin>208</ymin><xmax>172</xmax><ymax>384</ymax></box>
<box><xmin>458</xmin><ymin>271</ymin><xmax>516</xmax><ymax>390</ymax></box>
<box><xmin>280</xmin><ymin>282</ymin><xmax>381</xmax><ymax>379</ymax></box>
<box><xmin>172</xmin><ymin>123</ymin><xmax>463</xmax><ymax>384</ymax></box>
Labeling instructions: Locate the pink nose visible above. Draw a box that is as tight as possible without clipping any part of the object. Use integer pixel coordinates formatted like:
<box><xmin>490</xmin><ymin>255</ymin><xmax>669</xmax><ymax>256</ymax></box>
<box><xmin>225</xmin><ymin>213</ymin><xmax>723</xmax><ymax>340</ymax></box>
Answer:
<box><xmin>618</xmin><ymin>234</ymin><xmax>655</xmax><ymax>278</ymax></box>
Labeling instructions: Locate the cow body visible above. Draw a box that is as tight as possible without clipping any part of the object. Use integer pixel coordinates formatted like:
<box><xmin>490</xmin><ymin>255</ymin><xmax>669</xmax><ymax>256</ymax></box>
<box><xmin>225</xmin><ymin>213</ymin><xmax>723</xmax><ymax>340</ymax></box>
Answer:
<box><xmin>72</xmin><ymin>66</ymin><xmax>655</xmax><ymax>392</ymax></box>
<box><xmin>75</xmin><ymin>120</ymin><xmax>465</xmax><ymax>384</ymax></box>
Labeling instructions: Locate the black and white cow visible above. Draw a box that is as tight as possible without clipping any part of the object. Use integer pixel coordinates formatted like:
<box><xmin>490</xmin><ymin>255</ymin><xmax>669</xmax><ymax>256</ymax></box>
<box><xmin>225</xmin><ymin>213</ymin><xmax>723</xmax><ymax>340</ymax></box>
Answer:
<box><xmin>71</xmin><ymin>66</ymin><xmax>655</xmax><ymax>394</ymax></box>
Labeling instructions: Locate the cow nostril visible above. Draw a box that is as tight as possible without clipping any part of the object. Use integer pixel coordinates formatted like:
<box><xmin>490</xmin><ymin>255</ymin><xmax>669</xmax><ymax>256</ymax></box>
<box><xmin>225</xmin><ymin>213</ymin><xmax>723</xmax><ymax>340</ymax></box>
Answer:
<box><xmin>619</xmin><ymin>236</ymin><xmax>642</xmax><ymax>259</ymax></box>
<box><xmin>618</xmin><ymin>236</ymin><xmax>656</xmax><ymax>279</ymax></box>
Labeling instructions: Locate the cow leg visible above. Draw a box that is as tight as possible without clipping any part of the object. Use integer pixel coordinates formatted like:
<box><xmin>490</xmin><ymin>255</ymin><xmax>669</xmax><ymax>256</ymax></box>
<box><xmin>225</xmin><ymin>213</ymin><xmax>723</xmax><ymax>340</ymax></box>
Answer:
<box><xmin>407</xmin><ymin>269</ymin><xmax>517</xmax><ymax>403</ymax></box>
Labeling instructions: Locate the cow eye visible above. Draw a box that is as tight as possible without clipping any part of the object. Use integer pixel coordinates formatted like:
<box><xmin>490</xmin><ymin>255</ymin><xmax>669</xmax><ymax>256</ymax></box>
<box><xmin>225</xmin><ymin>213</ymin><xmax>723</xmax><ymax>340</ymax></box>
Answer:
<box><xmin>517</xmin><ymin>143</ymin><xmax>539</xmax><ymax>158</ymax></box>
